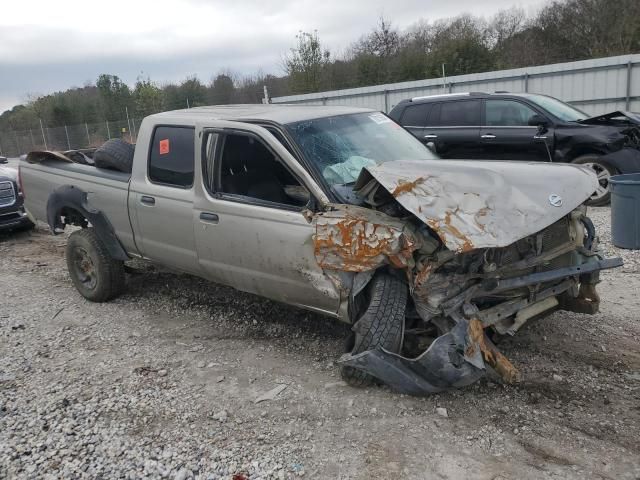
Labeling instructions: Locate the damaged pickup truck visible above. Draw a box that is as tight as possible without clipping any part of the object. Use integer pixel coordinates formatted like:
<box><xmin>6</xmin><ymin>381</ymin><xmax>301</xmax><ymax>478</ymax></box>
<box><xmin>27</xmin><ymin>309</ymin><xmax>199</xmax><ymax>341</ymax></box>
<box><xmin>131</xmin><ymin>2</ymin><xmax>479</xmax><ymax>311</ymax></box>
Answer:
<box><xmin>19</xmin><ymin>105</ymin><xmax>623</xmax><ymax>395</ymax></box>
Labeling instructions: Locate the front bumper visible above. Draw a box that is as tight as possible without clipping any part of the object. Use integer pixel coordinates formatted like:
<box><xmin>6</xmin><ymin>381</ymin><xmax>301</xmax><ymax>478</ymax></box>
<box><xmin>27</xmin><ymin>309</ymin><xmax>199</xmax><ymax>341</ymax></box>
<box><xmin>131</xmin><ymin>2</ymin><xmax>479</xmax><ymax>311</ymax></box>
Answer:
<box><xmin>602</xmin><ymin>147</ymin><xmax>640</xmax><ymax>174</ymax></box>
<box><xmin>339</xmin><ymin>256</ymin><xmax>623</xmax><ymax>395</ymax></box>
<box><xmin>0</xmin><ymin>206</ymin><xmax>32</xmax><ymax>231</ymax></box>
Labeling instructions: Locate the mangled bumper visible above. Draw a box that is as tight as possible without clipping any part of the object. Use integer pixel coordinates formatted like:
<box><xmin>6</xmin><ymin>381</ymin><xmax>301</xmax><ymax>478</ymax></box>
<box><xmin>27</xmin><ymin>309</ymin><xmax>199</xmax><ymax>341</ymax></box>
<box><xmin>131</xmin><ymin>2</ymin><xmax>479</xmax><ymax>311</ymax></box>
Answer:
<box><xmin>312</xmin><ymin>159</ymin><xmax>623</xmax><ymax>395</ymax></box>
<box><xmin>338</xmin><ymin>257</ymin><xmax>622</xmax><ymax>395</ymax></box>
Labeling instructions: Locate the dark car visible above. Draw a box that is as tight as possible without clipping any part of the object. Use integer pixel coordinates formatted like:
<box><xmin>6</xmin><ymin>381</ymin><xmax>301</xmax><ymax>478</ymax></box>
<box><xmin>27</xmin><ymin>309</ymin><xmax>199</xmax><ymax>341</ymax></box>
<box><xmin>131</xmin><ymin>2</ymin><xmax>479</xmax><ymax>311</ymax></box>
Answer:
<box><xmin>0</xmin><ymin>165</ymin><xmax>33</xmax><ymax>232</ymax></box>
<box><xmin>389</xmin><ymin>92</ymin><xmax>640</xmax><ymax>205</ymax></box>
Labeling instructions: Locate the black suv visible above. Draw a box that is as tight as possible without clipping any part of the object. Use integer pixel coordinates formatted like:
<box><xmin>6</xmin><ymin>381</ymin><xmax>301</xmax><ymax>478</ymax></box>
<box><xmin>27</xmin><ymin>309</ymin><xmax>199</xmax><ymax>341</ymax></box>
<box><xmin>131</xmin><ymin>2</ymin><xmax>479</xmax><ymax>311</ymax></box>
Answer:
<box><xmin>389</xmin><ymin>92</ymin><xmax>640</xmax><ymax>205</ymax></box>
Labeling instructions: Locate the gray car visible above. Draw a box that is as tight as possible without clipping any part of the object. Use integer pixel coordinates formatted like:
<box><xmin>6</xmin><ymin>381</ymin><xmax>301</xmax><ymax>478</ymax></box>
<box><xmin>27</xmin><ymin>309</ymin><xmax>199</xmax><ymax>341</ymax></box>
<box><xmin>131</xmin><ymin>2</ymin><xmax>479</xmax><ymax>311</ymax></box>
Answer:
<box><xmin>19</xmin><ymin>105</ymin><xmax>622</xmax><ymax>394</ymax></box>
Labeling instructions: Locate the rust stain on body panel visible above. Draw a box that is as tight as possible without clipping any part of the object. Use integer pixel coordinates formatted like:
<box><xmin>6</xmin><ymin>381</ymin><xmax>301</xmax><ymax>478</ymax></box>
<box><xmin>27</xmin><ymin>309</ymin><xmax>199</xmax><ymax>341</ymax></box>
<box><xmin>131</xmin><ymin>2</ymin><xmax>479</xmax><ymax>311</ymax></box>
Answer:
<box><xmin>313</xmin><ymin>205</ymin><xmax>420</xmax><ymax>272</ymax></box>
<box><xmin>467</xmin><ymin>318</ymin><xmax>520</xmax><ymax>384</ymax></box>
<box><xmin>392</xmin><ymin>177</ymin><xmax>426</xmax><ymax>197</ymax></box>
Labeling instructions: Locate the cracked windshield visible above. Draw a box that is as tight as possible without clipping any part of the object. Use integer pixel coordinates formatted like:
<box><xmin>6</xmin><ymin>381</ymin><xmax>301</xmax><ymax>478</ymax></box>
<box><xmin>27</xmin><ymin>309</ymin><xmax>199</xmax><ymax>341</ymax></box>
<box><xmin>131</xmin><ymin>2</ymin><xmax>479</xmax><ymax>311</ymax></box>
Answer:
<box><xmin>287</xmin><ymin>112</ymin><xmax>437</xmax><ymax>186</ymax></box>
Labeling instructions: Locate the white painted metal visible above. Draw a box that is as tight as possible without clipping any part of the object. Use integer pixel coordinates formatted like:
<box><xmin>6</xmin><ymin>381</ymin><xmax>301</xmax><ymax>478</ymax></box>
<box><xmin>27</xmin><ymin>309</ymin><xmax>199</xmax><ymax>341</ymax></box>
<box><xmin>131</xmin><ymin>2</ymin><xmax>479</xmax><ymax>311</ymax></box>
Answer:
<box><xmin>273</xmin><ymin>54</ymin><xmax>640</xmax><ymax>116</ymax></box>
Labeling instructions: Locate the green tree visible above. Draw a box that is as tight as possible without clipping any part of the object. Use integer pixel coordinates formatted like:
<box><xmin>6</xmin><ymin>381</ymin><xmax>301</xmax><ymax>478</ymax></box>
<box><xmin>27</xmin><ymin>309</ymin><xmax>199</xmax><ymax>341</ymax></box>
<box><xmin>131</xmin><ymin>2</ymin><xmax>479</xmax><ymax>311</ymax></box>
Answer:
<box><xmin>133</xmin><ymin>77</ymin><xmax>164</xmax><ymax>117</ymax></box>
<box><xmin>96</xmin><ymin>74</ymin><xmax>132</xmax><ymax>121</ymax></box>
<box><xmin>284</xmin><ymin>31</ymin><xmax>330</xmax><ymax>93</ymax></box>
<box><xmin>209</xmin><ymin>73</ymin><xmax>236</xmax><ymax>104</ymax></box>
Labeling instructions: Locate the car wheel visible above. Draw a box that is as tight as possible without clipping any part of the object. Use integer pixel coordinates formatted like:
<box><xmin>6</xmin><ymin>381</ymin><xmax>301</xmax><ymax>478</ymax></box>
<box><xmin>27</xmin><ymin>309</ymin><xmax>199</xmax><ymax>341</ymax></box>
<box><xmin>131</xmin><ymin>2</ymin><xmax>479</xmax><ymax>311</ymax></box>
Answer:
<box><xmin>572</xmin><ymin>154</ymin><xmax>617</xmax><ymax>206</ymax></box>
<box><xmin>66</xmin><ymin>228</ymin><xmax>125</xmax><ymax>302</ymax></box>
<box><xmin>341</xmin><ymin>272</ymin><xmax>408</xmax><ymax>387</ymax></box>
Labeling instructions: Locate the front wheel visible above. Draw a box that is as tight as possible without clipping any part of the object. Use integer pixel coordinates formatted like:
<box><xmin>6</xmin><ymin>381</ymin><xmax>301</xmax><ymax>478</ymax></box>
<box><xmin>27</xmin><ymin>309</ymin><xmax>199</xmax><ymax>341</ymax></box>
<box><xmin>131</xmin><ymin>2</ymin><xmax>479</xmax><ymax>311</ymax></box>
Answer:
<box><xmin>66</xmin><ymin>228</ymin><xmax>125</xmax><ymax>302</ymax></box>
<box><xmin>341</xmin><ymin>272</ymin><xmax>408</xmax><ymax>387</ymax></box>
<box><xmin>573</xmin><ymin>154</ymin><xmax>617</xmax><ymax>206</ymax></box>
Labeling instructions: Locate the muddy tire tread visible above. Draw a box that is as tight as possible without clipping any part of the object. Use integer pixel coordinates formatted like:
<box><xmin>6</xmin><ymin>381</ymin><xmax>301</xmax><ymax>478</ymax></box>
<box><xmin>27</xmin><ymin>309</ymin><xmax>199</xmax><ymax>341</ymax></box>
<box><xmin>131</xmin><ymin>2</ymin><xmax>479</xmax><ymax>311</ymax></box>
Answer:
<box><xmin>341</xmin><ymin>273</ymin><xmax>407</xmax><ymax>387</ymax></box>
<box><xmin>66</xmin><ymin>228</ymin><xmax>125</xmax><ymax>302</ymax></box>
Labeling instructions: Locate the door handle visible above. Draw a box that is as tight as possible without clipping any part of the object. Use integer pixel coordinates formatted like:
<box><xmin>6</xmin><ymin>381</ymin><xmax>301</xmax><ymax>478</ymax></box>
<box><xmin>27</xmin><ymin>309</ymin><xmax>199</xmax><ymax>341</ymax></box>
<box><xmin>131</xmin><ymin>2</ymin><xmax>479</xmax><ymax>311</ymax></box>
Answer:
<box><xmin>140</xmin><ymin>195</ymin><xmax>155</xmax><ymax>206</ymax></box>
<box><xmin>533</xmin><ymin>135</ymin><xmax>548</xmax><ymax>140</ymax></box>
<box><xmin>424</xmin><ymin>134</ymin><xmax>438</xmax><ymax>139</ymax></box>
<box><xmin>199</xmin><ymin>212</ymin><xmax>219</xmax><ymax>223</ymax></box>
<box><xmin>481</xmin><ymin>134</ymin><xmax>496</xmax><ymax>139</ymax></box>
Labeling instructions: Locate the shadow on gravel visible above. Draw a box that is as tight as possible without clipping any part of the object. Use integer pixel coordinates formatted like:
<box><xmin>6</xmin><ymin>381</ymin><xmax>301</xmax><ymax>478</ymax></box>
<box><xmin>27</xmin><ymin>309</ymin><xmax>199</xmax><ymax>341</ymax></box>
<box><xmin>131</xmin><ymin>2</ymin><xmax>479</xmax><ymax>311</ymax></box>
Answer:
<box><xmin>122</xmin><ymin>264</ymin><xmax>350</xmax><ymax>343</ymax></box>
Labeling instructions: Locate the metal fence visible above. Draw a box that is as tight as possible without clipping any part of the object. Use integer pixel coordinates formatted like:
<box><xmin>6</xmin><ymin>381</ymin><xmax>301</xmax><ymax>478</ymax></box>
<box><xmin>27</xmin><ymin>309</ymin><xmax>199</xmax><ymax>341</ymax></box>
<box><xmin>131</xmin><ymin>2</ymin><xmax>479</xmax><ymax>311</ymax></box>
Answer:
<box><xmin>0</xmin><ymin>118</ymin><xmax>142</xmax><ymax>158</ymax></box>
<box><xmin>272</xmin><ymin>54</ymin><xmax>640</xmax><ymax>116</ymax></box>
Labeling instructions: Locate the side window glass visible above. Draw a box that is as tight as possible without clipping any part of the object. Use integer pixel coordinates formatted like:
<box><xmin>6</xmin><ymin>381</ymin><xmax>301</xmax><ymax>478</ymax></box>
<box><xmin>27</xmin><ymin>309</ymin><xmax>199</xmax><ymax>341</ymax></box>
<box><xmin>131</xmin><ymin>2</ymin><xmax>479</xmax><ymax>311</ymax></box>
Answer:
<box><xmin>208</xmin><ymin>132</ymin><xmax>310</xmax><ymax>208</ymax></box>
<box><xmin>438</xmin><ymin>100</ymin><xmax>481</xmax><ymax>126</ymax></box>
<box><xmin>485</xmin><ymin>100</ymin><xmax>539</xmax><ymax>126</ymax></box>
<box><xmin>400</xmin><ymin>104</ymin><xmax>431</xmax><ymax>127</ymax></box>
<box><xmin>149</xmin><ymin>126</ymin><xmax>194</xmax><ymax>187</ymax></box>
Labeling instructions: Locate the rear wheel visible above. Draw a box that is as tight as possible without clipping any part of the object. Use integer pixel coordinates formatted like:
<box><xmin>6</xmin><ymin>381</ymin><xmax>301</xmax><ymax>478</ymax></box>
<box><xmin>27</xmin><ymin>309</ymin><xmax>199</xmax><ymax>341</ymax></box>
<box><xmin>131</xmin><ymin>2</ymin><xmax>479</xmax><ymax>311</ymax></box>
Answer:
<box><xmin>341</xmin><ymin>272</ymin><xmax>408</xmax><ymax>387</ymax></box>
<box><xmin>573</xmin><ymin>154</ymin><xmax>617</xmax><ymax>206</ymax></box>
<box><xmin>66</xmin><ymin>228</ymin><xmax>125</xmax><ymax>302</ymax></box>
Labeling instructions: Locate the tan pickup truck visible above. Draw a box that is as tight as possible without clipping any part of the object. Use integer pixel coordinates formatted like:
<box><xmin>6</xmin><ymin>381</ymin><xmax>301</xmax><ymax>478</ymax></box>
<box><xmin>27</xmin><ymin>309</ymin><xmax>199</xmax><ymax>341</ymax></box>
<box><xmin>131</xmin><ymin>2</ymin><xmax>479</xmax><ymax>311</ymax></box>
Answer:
<box><xmin>19</xmin><ymin>105</ymin><xmax>622</xmax><ymax>394</ymax></box>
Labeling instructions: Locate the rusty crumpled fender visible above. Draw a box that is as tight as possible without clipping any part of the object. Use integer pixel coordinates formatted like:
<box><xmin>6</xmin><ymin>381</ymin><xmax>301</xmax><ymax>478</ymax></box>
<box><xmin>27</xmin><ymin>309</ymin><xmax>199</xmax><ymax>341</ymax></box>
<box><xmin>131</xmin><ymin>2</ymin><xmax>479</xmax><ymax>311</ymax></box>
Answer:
<box><xmin>312</xmin><ymin>204</ymin><xmax>423</xmax><ymax>273</ymax></box>
<box><xmin>354</xmin><ymin>159</ymin><xmax>599</xmax><ymax>253</ymax></box>
<box><xmin>338</xmin><ymin>317</ymin><xmax>518</xmax><ymax>395</ymax></box>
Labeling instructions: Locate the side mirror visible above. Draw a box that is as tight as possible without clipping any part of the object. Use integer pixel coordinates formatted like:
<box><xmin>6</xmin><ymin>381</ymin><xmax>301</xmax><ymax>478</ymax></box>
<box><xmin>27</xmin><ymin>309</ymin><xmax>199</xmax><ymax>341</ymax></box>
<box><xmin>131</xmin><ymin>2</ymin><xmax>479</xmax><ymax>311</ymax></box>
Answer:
<box><xmin>425</xmin><ymin>142</ymin><xmax>436</xmax><ymax>152</ymax></box>
<box><xmin>528</xmin><ymin>114</ymin><xmax>548</xmax><ymax>128</ymax></box>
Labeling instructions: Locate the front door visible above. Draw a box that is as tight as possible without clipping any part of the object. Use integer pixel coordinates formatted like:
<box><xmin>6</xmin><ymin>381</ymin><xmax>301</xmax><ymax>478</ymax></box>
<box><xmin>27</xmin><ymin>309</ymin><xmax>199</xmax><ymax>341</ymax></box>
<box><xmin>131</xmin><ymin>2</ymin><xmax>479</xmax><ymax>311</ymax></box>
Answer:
<box><xmin>479</xmin><ymin>99</ymin><xmax>553</xmax><ymax>161</ymax></box>
<box><xmin>193</xmin><ymin>127</ymin><xmax>340</xmax><ymax>315</ymax></box>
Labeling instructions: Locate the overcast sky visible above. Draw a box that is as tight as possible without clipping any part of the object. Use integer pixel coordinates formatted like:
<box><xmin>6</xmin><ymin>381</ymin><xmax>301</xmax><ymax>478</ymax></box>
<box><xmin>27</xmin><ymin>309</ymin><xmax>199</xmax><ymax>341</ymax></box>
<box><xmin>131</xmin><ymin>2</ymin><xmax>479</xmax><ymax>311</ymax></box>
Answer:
<box><xmin>0</xmin><ymin>0</ymin><xmax>546</xmax><ymax>113</ymax></box>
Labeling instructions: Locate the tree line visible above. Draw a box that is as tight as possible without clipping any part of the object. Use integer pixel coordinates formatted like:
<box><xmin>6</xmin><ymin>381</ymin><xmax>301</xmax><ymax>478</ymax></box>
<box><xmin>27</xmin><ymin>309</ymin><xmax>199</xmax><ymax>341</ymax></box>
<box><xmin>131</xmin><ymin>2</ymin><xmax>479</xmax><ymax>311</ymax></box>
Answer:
<box><xmin>1</xmin><ymin>0</ymin><xmax>638</xmax><ymax>132</ymax></box>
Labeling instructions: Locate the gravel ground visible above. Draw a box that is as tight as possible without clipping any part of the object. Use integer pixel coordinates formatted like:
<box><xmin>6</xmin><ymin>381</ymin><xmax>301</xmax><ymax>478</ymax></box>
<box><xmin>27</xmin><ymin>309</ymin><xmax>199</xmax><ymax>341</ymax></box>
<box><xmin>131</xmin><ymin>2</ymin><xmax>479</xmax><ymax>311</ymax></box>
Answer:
<box><xmin>1</xmin><ymin>206</ymin><xmax>639</xmax><ymax>479</ymax></box>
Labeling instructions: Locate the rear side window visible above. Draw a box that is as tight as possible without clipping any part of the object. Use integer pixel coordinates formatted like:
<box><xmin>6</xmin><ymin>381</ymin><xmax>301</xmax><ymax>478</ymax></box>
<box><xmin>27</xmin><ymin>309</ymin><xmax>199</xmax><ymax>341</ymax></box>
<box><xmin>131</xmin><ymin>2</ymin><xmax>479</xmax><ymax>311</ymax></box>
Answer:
<box><xmin>437</xmin><ymin>100</ymin><xmax>481</xmax><ymax>126</ymax></box>
<box><xmin>400</xmin><ymin>104</ymin><xmax>431</xmax><ymax>127</ymax></box>
<box><xmin>485</xmin><ymin>100</ymin><xmax>538</xmax><ymax>126</ymax></box>
<box><xmin>149</xmin><ymin>126</ymin><xmax>195</xmax><ymax>187</ymax></box>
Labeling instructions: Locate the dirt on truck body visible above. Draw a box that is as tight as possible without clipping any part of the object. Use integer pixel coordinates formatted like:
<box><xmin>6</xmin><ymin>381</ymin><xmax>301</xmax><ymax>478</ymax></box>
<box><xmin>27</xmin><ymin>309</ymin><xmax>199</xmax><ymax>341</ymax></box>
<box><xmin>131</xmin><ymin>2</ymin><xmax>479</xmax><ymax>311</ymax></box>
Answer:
<box><xmin>20</xmin><ymin>105</ymin><xmax>622</xmax><ymax>395</ymax></box>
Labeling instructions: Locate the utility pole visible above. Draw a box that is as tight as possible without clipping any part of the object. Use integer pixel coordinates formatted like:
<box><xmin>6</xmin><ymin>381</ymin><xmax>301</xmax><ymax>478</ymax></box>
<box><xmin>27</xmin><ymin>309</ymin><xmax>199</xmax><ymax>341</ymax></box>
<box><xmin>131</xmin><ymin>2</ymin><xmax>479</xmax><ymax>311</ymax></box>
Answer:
<box><xmin>186</xmin><ymin>98</ymin><xmax>190</xmax><ymax>109</ymax></box>
<box><xmin>442</xmin><ymin>64</ymin><xmax>447</xmax><ymax>94</ymax></box>
<box><xmin>262</xmin><ymin>86</ymin><xmax>270</xmax><ymax>104</ymax></box>
<box><xmin>39</xmin><ymin>119</ymin><xmax>48</xmax><ymax>150</ymax></box>
<box><xmin>64</xmin><ymin>125</ymin><xmax>71</xmax><ymax>150</ymax></box>
<box><xmin>131</xmin><ymin>119</ymin><xmax>137</xmax><ymax>143</ymax></box>
<box><xmin>85</xmin><ymin>123</ymin><xmax>91</xmax><ymax>147</ymax></box>
<box><xmin>125</xmin><ymin>106</ymin><xmax>133</xmax><ymax>143</ymax></box>
<box><xmin>106</xmin><ymin>121</ymin><xmax>111</xmax><ymax>140</ymax></box>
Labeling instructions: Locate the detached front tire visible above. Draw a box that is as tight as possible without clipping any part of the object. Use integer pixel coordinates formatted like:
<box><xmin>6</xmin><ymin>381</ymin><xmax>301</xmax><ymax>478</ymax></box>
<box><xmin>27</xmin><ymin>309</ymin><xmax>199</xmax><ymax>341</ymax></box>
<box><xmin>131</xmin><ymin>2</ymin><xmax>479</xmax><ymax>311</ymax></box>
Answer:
<box><xmin>66</xmin><ymin>228</ymin><xmax>125</xmax><ymax>302</ymax></box>
<box><xmin>573</xmin><ymin>154</ymin><xmax>617</xmax><ymax>206</ymax></box>
<box><xmin>341</xmin><ymin>272</ymin><xmax>408</xmax><ymax>387</ymax></box>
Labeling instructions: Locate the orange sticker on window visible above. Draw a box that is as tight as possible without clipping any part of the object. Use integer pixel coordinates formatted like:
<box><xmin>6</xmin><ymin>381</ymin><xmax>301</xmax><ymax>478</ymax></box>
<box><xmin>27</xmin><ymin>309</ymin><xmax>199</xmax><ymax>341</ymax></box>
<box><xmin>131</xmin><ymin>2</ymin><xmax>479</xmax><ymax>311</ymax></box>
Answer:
<box><xmin>159</xmin><ymin>139</ymin><xmax>170</xmax><ymax>155</ymax></box>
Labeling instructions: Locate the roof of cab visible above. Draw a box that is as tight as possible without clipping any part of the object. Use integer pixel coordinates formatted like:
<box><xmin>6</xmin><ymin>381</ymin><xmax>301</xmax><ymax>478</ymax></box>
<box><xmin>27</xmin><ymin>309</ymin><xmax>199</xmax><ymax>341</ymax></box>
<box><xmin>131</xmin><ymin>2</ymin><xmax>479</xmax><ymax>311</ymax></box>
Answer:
<box><xmin>147</xmin><ymin>104</ymin><xmax>375</xmax><ymax>125</ymax></box>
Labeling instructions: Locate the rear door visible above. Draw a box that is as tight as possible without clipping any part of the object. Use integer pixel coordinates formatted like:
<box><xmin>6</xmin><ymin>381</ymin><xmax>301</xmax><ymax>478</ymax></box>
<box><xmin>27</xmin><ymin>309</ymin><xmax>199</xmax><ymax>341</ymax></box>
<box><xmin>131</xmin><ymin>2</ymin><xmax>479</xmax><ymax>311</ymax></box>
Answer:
<box><xmin>129</xmin><ymin>125</ymin><xmax>199</xmax><ymax>274</ymax></box>
<box><xmin>426</xmin><ymin>100</ymin><xmax>483</xmax><ymax>159</ymax></box>
<box><xmin>480</xmin><ymin>99</ymin><xmax>553</xmax><ymax>161</ymax></box>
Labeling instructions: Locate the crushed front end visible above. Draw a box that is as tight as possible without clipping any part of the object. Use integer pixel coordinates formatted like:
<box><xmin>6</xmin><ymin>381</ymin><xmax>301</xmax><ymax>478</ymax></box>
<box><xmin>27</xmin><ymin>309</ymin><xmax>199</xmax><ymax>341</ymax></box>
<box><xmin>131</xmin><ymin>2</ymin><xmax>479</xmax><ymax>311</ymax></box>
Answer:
<box><xmin>314</xmin><ymin>159</ymin><xmax>623</xmax><ymax>395</ymax></box>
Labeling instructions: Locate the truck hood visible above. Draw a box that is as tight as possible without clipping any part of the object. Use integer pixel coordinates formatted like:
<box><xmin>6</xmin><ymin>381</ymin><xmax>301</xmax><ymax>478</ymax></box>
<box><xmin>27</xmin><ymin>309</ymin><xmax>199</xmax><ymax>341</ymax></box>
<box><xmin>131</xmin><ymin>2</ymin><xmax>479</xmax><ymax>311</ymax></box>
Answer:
<box><xmin>354</xmin><ymin>159</ymin><xmax>598</xmax><ymax>252</ymax></box>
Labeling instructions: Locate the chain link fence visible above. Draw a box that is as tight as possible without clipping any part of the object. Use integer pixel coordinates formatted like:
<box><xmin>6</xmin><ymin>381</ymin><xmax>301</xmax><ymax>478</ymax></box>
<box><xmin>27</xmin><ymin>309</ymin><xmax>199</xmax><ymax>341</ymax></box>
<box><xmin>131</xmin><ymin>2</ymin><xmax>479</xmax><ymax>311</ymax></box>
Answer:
<box><xmin>0</xmin><ymin>118</ymin><xmax>143</xmax><ymax>158</ymax></box>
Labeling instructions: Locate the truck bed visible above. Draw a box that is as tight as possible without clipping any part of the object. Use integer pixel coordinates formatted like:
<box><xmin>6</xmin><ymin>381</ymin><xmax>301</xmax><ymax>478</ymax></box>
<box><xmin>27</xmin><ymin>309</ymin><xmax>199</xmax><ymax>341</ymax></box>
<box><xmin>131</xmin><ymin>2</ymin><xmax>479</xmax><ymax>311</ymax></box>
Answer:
<box><xmin>20</xmin><ymin>160</ymin><xmax>137</xmax><ymax>254</ymax></box>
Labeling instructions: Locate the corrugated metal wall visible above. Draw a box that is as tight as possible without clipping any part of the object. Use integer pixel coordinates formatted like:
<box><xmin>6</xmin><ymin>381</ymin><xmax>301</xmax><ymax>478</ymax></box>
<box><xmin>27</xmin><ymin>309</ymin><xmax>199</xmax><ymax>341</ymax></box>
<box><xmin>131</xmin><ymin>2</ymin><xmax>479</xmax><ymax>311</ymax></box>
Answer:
<box><xmin>272</xmin><ymin>54</ymin><xmax>640</xmax><ymax>115</ymax></box>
